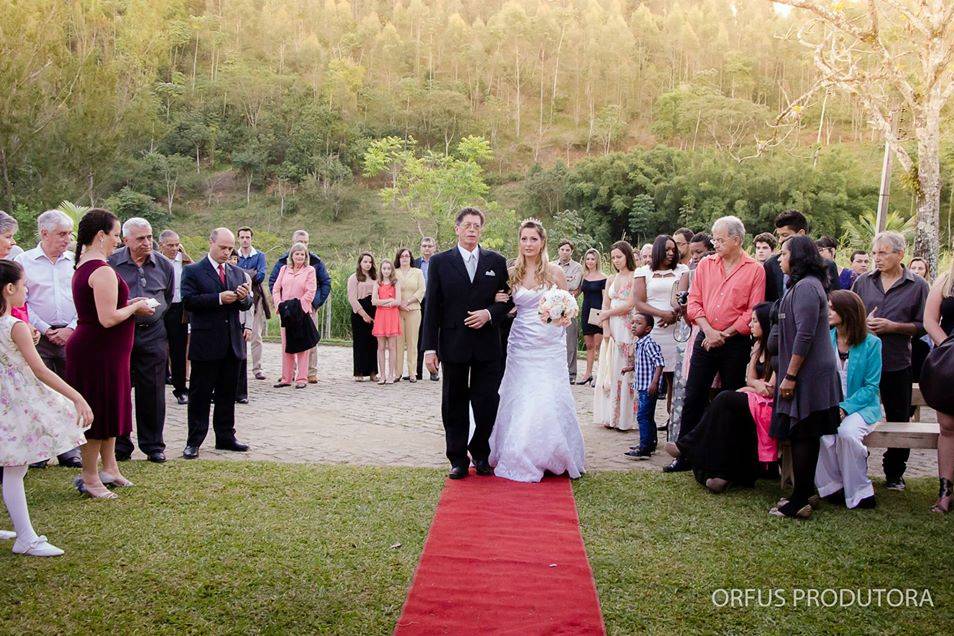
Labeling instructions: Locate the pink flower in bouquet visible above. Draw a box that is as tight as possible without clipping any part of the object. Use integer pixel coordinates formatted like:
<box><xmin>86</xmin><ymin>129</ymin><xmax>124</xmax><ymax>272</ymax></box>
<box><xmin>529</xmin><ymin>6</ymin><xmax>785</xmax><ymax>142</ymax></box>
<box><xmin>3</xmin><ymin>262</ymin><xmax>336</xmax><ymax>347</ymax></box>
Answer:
<box><xmin>538</xmin><ymin>288</ymin><xmax>579</xmax><ymax>327</ymax></box>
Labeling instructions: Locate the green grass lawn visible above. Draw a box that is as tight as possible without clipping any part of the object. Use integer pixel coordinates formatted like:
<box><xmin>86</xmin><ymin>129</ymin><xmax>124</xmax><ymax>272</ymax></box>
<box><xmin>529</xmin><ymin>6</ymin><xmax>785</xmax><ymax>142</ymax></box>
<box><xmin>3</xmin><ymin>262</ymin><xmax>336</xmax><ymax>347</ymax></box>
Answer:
<box><xmin>2</xmin><ymin>463</ymin><xmax>950</xmax><ymax>634</ymax></box>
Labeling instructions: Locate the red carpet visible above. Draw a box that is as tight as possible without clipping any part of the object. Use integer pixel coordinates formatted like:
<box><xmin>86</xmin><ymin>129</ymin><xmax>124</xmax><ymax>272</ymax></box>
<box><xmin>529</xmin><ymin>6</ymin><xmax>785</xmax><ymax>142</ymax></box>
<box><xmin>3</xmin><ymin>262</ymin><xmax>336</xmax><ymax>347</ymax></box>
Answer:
<box><xmin>395</xmin><ymin>472</ymin><xmax>605</xmax><ymax>635</ymax></box>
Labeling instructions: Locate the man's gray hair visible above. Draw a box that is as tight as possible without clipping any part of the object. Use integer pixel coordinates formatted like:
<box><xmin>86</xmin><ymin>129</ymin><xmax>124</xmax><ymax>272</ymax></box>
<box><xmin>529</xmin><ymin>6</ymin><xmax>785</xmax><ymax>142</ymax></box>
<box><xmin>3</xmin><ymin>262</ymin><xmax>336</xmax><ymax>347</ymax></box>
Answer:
<box><xmin>36</xmin><ymin>209</ymin><xmax>73</xmax><ymax>234</ymax></box>
<box><xmin>0</xmin><ymin>210</ymin><xmax>17</xmax><ymax>235</ymax></box>
<box><xmin>873</xmin><ymin>231</ymin><xmax>906</xmax><ymax>254</ymax></box>
<box><xmin>712</xmin><ymin>215</ymin><xmax>746</xmax><ymax>241</ymax></box>
<box><xmin>292</xmin><ymin>229</ymin><xmax>309</xmax><ymax>240</ymax></box>
<box><xmin>122</xmin><ymin>217</ymin><xmax>152</xmax><ymax>237</ymax></box>
<box><xmin>421</xmin><ymin>236</ymin><xmax>436</xmax><ymax>244</ymax></box>
<box><xmin>158</xmin><ymin>229</ymin><xmax>179</xmax><ymax>243</ymax></box>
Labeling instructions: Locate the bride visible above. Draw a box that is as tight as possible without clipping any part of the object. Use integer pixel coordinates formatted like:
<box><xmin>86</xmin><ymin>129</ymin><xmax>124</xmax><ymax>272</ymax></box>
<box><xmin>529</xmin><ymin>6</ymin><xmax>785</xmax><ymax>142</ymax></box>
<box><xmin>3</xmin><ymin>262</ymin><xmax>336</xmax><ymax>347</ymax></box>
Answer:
<box><xmin>489</xmin><ymin>218</ymin><xmax>586</xmax><ymax>483</ymax></box>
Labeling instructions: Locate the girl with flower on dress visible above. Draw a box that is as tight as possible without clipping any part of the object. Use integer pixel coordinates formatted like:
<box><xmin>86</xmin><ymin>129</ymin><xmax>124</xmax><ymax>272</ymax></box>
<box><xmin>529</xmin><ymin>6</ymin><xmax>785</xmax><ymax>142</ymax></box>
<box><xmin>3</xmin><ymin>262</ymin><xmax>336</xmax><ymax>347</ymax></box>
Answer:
<box><xmin>0</xmin><ymin>261</ymin><xmax>93</xmax><ymax>557</ymax></box>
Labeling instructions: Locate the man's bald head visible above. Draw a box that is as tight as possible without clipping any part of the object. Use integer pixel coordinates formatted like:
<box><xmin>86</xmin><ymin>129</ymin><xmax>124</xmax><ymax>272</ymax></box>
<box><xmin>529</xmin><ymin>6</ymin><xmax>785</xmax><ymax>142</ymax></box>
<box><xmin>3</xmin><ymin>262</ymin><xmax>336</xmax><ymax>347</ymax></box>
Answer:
<box><xmin>208</xmin><ymin>227</ymin><xmax>235</xmax><ymax>264</ymax></box>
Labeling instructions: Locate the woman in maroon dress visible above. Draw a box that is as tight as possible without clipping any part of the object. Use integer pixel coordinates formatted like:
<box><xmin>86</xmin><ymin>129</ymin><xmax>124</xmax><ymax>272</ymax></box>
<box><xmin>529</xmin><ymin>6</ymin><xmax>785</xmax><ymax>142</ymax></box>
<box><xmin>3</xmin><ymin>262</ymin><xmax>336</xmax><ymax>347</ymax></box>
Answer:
<box><xmin>67</xmin><ymin>209</ymin><xmax>153</xmax><ymax>499</ymax></box>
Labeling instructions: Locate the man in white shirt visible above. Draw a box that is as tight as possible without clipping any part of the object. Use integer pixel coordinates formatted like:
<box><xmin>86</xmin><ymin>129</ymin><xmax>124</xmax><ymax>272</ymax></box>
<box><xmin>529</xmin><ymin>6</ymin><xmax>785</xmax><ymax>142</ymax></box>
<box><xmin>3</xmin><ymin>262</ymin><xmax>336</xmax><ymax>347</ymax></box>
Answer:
<box><xmin>14</xmin><ymin>209</ymin><xmax>82</xmax><ymax>467</ymax></box>
<box><xmin>413</xmin><ymin>236</ymin><xmax>437</xmax><ymax>380</ymax></box>
<box><xmin>556</xmin><ymin>240</ymin><xmax>583</xmax><ymax>383</ymax></box>
<box><xmin>158</xmin><ymin>229</ymin><xmax>192</xmax><ymax>405</ymax></box>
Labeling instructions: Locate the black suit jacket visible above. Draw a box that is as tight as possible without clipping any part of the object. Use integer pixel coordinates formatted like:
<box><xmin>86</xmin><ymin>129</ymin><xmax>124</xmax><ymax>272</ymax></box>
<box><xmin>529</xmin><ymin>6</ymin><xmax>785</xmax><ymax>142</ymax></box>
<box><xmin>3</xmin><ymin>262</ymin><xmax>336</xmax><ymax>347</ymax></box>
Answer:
<box><xmin>181</xmin><ymin>258</ymin><xmax>254</xmax><ymax>361</ymax></box>
<box><xmin>763</xmin><ymin>253</ymin><xmax>841</xmax><ymax>302</ymax></box>
<box><xmin>421</xmin><ymin>246</ymin><xmax>512</xmax><ymax>364</ymax></box>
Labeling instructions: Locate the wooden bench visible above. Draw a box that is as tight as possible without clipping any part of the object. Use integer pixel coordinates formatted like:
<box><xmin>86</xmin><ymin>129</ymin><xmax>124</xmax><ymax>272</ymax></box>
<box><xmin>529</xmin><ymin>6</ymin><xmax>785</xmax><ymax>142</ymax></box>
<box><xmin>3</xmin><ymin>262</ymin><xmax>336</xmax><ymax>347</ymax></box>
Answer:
<box><xmin>779</xmin><ymin>384</ymin><xmax>936</xmax><ymax>488</ymax></box>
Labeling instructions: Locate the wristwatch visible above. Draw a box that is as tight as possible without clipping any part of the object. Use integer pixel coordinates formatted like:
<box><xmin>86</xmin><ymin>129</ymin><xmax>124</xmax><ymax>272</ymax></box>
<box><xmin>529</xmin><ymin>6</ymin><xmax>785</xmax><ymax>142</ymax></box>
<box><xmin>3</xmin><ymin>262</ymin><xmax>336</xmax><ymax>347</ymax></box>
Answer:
<box><xmin>784</xmin><ymin>373</ymin><xmax>798</xmax><ymax>382</ymax></box>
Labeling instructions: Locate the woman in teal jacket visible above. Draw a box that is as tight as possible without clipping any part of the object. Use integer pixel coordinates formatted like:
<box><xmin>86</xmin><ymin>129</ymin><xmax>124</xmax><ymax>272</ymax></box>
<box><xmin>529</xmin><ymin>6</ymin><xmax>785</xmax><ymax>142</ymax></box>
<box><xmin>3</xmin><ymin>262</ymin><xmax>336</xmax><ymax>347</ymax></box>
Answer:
<box><xmin>815</xmin><ymin>290</ymin><xmax>883</xmax><ymax>509</ymax></box>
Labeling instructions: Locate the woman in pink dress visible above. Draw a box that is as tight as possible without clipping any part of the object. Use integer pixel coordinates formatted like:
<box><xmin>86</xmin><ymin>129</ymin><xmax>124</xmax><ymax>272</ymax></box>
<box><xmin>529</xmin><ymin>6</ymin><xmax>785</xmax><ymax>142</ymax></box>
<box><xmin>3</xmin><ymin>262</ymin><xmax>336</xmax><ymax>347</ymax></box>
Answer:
<box><xmin>372</xmin><ymin>259</ymin><xmax>402</xmax><ymax>384</ymax></box>
<box><xmin>271</xmin><ymin>242</ymin><xmax>317</xmax><ymax>389</ymax></box>
<box><xmin>66</xmin><ymin>209</ymin><xmax>154</xmax><ymax>499</ymax></box>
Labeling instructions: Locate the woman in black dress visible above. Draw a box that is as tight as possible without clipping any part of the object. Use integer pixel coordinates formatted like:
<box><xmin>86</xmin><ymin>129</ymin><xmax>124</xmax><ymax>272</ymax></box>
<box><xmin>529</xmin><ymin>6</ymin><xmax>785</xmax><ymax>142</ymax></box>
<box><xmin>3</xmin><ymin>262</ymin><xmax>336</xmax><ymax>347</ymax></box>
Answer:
<box><xmin>577</xmin><ymin>248</ymin><xmax>607</xmax><ymax>385</ymax></box>
<box><xmin>924</xmin><ymin>264</ymin><xmax>954</xmax><ymax>513</ymax></box>
<box><xmin>347</xmin><ymin>253</ymin><xmax>378</xmax><ymax>381</ymax></box>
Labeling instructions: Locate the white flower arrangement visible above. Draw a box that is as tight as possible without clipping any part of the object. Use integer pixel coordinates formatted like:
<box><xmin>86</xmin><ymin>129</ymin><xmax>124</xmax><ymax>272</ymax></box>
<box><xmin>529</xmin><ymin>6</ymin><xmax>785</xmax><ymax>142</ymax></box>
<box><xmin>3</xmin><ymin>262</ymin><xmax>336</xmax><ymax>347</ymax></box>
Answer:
<box><xmin>538</xmin><ymin>287</ymin><xmax>579</xmax><ymax>327</ymax></box>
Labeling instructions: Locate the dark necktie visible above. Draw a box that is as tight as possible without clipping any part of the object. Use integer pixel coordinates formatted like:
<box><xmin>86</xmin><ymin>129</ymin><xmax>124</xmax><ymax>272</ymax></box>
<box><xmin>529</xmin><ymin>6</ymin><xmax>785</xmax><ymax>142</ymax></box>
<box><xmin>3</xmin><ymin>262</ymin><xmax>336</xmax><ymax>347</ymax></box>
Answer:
<box><xmin>218</xmin><ymin>263</ymin><xmax>226</xmax><ymax>286</ymax></box>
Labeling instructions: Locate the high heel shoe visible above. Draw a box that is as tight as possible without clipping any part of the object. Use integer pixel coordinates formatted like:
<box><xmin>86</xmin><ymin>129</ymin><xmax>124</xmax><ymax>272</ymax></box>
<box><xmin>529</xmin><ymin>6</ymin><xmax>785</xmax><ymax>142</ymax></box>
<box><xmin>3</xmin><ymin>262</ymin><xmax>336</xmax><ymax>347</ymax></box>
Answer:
<box><xmin>99</xmin><ymin>472</ymin><xmax>134</xmax><ymax>487</ymax></box>
<box><xmin>74</xmin><ymin>479</ymin><xmax>118</xmax><ymax>499</ymax></box>
<box><xmin>575</xmin><ymin>377</ymin><xmax>593</xmax><ymax>386</ymax></box>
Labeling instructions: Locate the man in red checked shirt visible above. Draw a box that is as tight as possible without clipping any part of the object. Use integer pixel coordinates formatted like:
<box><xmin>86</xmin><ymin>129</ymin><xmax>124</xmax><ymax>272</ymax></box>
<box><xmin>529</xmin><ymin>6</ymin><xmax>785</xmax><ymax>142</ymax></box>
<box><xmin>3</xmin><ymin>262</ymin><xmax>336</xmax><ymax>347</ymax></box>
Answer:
<box><xmin>665</xmin><ymin>215</ymin><xmax>766</xmax><ymax>473</ymax></box>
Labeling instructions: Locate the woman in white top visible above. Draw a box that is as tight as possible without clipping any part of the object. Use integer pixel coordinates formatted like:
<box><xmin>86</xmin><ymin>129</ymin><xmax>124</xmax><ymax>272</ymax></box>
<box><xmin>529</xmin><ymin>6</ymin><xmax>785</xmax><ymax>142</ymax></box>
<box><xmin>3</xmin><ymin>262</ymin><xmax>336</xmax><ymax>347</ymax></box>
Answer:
<box><xmin>631</xmin><ymin>235</ymin><xmax>689</xmax><ymax>411</ymax></box>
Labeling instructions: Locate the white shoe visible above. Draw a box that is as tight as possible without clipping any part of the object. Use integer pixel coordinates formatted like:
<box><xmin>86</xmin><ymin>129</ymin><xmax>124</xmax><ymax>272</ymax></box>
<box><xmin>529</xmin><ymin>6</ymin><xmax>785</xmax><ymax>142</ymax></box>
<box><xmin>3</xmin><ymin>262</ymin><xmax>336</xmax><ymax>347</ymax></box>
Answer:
<box><xmin>0</xmin><ymin>530</ymin><xmax>15</xmax><ymax>540</ymax></box>
<box><xmin>12</xmin><ymin>535</ymin><xmax>64</xmax><ymax>557</ymax></box>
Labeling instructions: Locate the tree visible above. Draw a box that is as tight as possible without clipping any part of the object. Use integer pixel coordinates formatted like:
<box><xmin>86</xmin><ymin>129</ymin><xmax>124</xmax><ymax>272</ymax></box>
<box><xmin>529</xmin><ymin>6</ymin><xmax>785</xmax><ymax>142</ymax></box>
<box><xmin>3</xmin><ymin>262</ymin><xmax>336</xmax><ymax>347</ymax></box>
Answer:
<box><xmin>231</xmin><ymin>142</ymin><xmax>269</xmax><ymax>205</ymax></box>
<box><xmin>771</xmin><ymin>0</ymin><xmax>954</xmax><ymax>270</ymax></box>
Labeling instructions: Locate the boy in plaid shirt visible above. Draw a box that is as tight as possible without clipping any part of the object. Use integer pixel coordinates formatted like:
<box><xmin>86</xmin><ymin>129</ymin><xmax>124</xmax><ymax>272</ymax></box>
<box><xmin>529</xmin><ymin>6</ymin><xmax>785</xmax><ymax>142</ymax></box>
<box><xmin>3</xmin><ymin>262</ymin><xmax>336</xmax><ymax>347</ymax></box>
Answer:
<box><xmin>621</xmin><ymin>312</ymin><xmax>665</xmax><ymax>460</ymax></box>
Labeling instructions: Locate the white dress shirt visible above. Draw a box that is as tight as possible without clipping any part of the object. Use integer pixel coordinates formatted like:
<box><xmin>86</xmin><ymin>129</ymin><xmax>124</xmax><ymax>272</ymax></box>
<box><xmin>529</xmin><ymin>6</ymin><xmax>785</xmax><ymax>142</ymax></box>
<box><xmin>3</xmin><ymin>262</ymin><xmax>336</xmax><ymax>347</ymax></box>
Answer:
<box><xmin>458</xmin><ymin>244</ymin><xmax>479</xmax><ymax>282</ymax></box>
<box><xmin>14</xmin><ymin>245</ymin><xmax>77</xmax><ymax>333</ymax></box>
<box><xmin>170</xmin><ymin>252</ymin><xmax>184</xmax><ymax>303</ymax></box>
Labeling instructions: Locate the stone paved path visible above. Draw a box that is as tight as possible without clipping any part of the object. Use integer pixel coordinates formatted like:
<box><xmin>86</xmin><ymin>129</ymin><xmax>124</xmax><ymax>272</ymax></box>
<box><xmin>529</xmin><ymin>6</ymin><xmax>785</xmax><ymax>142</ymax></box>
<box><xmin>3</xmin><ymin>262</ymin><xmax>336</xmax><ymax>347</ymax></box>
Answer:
<box><xmin>143</xmin><ymin>343</ymin><xmax>937</xmax><ymax>479</ymax></box>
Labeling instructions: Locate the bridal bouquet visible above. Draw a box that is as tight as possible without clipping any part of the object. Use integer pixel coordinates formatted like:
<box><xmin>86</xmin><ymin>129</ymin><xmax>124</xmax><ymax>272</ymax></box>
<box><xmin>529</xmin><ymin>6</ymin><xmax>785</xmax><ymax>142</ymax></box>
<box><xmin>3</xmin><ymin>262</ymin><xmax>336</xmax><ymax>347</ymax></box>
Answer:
<box><xmin>538</xmin><ymin>288</ymin><xmax>579</xmax><ymax>327</ymax></box>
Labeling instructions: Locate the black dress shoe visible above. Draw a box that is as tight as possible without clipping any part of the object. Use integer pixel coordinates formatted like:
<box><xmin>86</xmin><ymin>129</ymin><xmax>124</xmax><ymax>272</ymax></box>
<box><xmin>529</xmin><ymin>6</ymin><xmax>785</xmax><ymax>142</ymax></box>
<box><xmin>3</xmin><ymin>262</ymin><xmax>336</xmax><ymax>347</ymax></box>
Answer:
<box><xmin>448</xmin><ymin>466</ymin><xmax>468</xmax><ymax>480</ymax></box>
<box><xmin>29</xmin><ymin>461</ymin><xmax>48</xmax><ymax>469</ymax></box>
<box><xmin>214</xmin><ymin>440</ymin><xmax>249</xmax><ymax>452</ymax></box>
<box><xmin>115</xmin><ymin>453</ymin><xmax>132</xmax><ymax>462</ymax></box>
<box><xmin>663</xmin><ymin>458</ymin><xmax>691</xmax><ymax>473</ymax></box>
<box><xmin>182</xmin><ymin>445</ymin><xmax>199</xmax><ymax>459</ymax></box>
<box><xmin>58</xmin><ymin>457</ymin><xmax>83</xmax><ymax>468</ymax></box>
<box><xmin>474</xmin><ymin>460</ymin><xmax>493</xmax><ymax>476</ymax></box>
<box><xmin>147</xmin><ymin>452</ymin><xmax>166</xmax><ymax>464</ymax></box>
<box><xmin>176</xmin><ymin>394</ymin><xmax>189</xmax><ymax>405</ymax></box>
<box><xmin>236</xmin><ymin>397</ymin><xmax>248</xmax><ymax>404</ymax></box>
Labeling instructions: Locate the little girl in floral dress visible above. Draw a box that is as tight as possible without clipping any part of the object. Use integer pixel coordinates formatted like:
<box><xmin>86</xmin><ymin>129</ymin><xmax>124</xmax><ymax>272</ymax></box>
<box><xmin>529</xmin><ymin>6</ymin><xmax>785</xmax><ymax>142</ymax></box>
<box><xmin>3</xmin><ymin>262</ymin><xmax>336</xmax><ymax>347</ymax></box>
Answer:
<box><xmin>0</xmin><ymin>261</ymin><xmax>92</xmax><ymax>557</ymax></box>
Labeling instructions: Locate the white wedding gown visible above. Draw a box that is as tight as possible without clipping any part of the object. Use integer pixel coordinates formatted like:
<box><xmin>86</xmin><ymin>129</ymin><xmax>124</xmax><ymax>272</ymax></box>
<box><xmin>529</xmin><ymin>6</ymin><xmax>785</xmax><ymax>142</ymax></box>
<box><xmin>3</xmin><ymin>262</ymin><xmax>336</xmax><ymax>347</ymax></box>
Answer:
<box><xmin>489</xmin><ymin>286</ymin><xmax>586</xmax><ymax>482</ymax></box>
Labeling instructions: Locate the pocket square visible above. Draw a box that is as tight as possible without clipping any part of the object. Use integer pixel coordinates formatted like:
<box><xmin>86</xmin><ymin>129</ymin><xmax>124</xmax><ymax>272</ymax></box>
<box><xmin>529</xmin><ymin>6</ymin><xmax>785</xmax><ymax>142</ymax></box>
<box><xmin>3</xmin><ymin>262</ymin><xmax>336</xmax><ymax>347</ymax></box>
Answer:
<box><xmin>484</xmin><ymin>270</ymin><xmax>496</xmax><ymax>277</ymax></box>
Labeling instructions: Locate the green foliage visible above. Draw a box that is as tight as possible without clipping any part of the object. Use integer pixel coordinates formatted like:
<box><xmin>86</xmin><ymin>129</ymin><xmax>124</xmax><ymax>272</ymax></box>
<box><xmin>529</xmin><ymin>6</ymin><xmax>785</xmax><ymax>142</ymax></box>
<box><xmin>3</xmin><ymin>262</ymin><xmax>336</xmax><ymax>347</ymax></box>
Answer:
<box><xmin>842</xmin><ymin>210</ymin><xmax>917</xmax><ymax>250</ymax></box>
<box><xmin>104</xmin><ymin>187</ymin><xmax>169</xmax><ymax>230</ymax></box>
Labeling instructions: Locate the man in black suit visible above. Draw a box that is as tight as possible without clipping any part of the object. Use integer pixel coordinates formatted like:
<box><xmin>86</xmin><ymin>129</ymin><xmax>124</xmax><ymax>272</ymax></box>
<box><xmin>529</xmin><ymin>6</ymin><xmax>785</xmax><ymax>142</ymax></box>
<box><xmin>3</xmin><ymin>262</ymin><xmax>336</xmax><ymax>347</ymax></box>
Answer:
<box><xmin>180</xmin><ymin>228</ymin><xmax>254</xmax><ymax>459</ymax></box>
<box><xmin>763</xmin><ymin>209</ymin><xmax>841</xmax><ymax>302</ymax></box>
<box><xmin>422</xmin><ymin>208</ymin><xmax>513</xmax><ymax>479</ymax></box>
<box><xmin>412</xmin><ymin>236</ymin><xmax>437</xmax><ymax>380</ymax></box>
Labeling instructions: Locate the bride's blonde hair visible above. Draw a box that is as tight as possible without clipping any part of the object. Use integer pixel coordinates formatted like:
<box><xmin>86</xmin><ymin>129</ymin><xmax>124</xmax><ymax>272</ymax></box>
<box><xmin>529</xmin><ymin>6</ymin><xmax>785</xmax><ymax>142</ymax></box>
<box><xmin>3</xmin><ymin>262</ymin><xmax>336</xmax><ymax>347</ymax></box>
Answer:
<box><xmin>509</xmin><ymin>218</ymin><xmax>556</xmax><ymax>289</ymax></box>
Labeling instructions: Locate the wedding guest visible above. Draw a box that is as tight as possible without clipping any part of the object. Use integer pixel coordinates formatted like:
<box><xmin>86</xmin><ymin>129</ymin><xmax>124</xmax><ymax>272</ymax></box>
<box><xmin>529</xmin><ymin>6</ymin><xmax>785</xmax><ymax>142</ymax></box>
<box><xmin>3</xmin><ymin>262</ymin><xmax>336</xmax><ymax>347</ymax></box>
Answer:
<box><xmin>271</xmin><ymin>242</ymin><xmax>316</xmax><ymax>389</ymax></box>
<box><xmin>14</xmin><ymin>209</ymin><xmax>82</xmax><ymax>468</ymax></box>
<box><xmin>666</xmin><ymin>302</ymin><xmax>777</xmax><ymax>492</ymax></box>
<box><xmin>0</xmin><ymin>211</ymin><xmax>29</xmax><ymax>322</ymax></box>
<box><xmin>228</xmin><ymin>252</ymin><xmax>255</xmax><ymax>403</ymax></box>
<box><xmin>851</xmin><ymin>231</ymin><xmax>929</xmax><ymax>491</ymax></box>
<box><xmin>753</xmin><ymin>232</ymin><xmax>777</xmax><ymax>264</ymax></box>
<box><xmin>673</xmin><ymin>228</ymin><xmax>695</xmax><ymax>267</ymax></box>
<box><xmin>593</xmin><ymin>241</ymin><xmax>637</xmax><ymax>431</ymax></box>
<box><xmin>666</xmin><ymin>216</ymin><xmax>765</xmax><ymax>473</ymax></box>
<box><xmin>268</xmin><ymin>230</ymin><xmax>331</xmax><ymax>383</ymax></box>
<box><xmin>763</xmin><ymin>210</ymin><xmax>840</xmax><ymax>302</ymax></box>
<box><xmin>770</xmin><ymin>235</ymin><xmax>841</xmax><ymax>519</ymax></box>
<box><xmin>639</xmin><ymin>243</ymin><xmax>653</xmax><ymax>267</ymax></box>
<box><xmin>414</xmin><ymin>236</ymin><xmax>438</xmax><ymax>380</ymax></box>
<box><xmin>68</xmin><ymin>209</ymin><xmax>154</xmax><ymax>497</ymax></box>
<box><xmin>621</xmin><ymin>312</ymin><xmax>664</xmax><ymax>459</ymax></box>
<box><xmin>158</xmin><ymin>230</ymin><xmax>192</xmax><ymax>405</ymax></box>
<box><xmin>839</xmin><ymin>250</ymin><xmax>869</xmax><ymax>290</ymax></box>
<box><xmin>347</xmin><ymin>253</ymin><xmax>378</xmax><ymax>382</ymax></box>
<box><xmin>236</xmin><ymin>226</ymin><xmax>269</xmax><ymax>381</ymax></box>
<box><xmin>0</xmin><ymin>260</ymin><xmax>92</xmax><ymax>556</ymax></box>
<box><xmin>108</xmin><ymin>218</ymin><xmax>175</xmax><ymax>463</ymax></box>
<box><xmin>687</xmin><ymin>232</ymin><xmax>713</xmax><ymax>269</ymax></box>
<box><xmin>924</xmin><ymin>261</ymin><xmax>954</xmax><ymax>513</ymax></box>
<box><xmin>577</xmin><ymin>248</ymin><xmax>607</xmax><ymax>385</ymax></box>
<box><xmin>372</xmin><ymin>259</ymin><xmax>402</xmax><ymax>384</ymax></box>
<box><xmin>395</xmin><ymin>248</ymin><xmax>425</xmax><ymax>382</ymax></box>
<box><xmin>909</xmin><ymin>257</ymin><xmax>930</xmax><ymax>282</ymax></box>
<box><xmin>815</xmin><ymin>235</ymin><xmax>838</xmax><ymax>262</ymax></box>
<box><xmin>556</xmin><ymin>240</ymin><xmax>583</xmax><ymax>383</ymax></box>
<box><xmin>815</xmin><ymin>290</ymin><xmax>883</xmax><ymax>510</ymax></box>
<box><xmin>629</xmin><ymin>234</ymin><xmax>689</xmax><ymax>412</ymax></box>
<box><xmin>180</xmin><ymin>228</ymin><xmax>253</xmax><ymax>460</ymax></box>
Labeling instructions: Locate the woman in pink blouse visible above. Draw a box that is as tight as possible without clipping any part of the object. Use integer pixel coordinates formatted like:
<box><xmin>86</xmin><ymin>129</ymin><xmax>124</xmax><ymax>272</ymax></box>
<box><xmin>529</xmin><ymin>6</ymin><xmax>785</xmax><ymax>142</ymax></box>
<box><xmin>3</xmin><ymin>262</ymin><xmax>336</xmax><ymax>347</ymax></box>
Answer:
<box><xmin>271</xmin><ymin>243</ymin><xmax>317</xmax><ymax>389</ymax></box>
<box><xmin>0</xmin><ymin>211</ymin><xmax>29</xmax><ymax>322</ymax></box>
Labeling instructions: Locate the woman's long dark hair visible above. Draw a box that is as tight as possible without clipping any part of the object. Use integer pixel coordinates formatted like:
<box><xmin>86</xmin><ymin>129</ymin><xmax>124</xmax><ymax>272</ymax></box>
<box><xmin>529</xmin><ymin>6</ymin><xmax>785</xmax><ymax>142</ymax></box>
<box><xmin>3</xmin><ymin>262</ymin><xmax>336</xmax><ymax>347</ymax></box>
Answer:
<box><xmin>0</xmin><ymin>260</ymin><xmax>23</xmax><ymax>316</ymax></box>
<box><xmin>74</xmin><ymin>208</ymin><xmax>119</xmax><ymax>268</ymax></box>
<box><xmin>784</xmin><ymin>235</ymin><xmax>829</xmax><ymax>291</ymax></box>
<box><xmin>355</xmin><ymin>252</ymin><xmax>377</xmax><ymax>282</ymax></box>
<box><xmin>752</xmin><ymin>301</ymin><xmax>774</xmax><ymax>380</ymax></box>
<box><xmin>650</xmin><ymin>234</ymin><xmax>678</xmax><ymax>271</ymax></box>
<box><xmin>610</xmin><ymin>241</ymin><xmax>636</xmax><ymax>272</ymax></box>
<box><xmin>394</xmin><ymin>247</ymin><xmax>415</xmax><ymax>267</ymax></box>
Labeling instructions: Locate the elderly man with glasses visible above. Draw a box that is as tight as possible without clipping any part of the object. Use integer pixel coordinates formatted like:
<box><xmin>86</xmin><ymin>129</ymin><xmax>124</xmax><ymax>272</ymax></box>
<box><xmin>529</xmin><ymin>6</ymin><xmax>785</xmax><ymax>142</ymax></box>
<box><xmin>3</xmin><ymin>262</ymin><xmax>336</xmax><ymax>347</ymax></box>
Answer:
<box><xmin>107</xmin><ymin>217</ymin><xmax>175</xmax><ymax>463</ymax></box>
<box><xmin>13</xmin><ymin>209</ymin><xmax>83</xmax><ymax>468</ymax></box>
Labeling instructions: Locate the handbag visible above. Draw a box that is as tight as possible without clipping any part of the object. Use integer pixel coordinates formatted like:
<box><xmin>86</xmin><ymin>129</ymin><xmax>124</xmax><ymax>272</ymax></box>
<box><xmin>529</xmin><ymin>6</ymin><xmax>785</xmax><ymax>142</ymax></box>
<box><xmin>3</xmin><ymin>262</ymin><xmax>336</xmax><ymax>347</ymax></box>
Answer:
<box><xmin>588</xmin><ymin>308</ymin><xmax>603</xmax><ymax>326</ymax></box>
<box><xmin>920</xmin><ymin>334</ymin><xmax>954</xmax><ymax>414</ymax></box>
